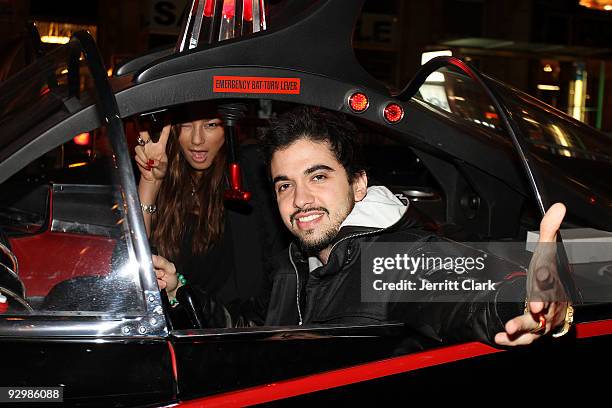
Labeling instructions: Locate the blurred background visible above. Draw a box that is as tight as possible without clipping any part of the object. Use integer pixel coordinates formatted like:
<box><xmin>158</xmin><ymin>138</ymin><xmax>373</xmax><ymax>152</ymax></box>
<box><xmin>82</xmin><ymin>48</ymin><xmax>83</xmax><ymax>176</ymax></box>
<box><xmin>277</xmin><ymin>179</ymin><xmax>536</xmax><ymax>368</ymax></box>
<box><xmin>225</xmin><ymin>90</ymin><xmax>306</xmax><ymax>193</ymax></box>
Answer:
<box><xmin>1</xmin><ymin>0</ymin><xmax>612</xmax><ymax>134</ymax></box>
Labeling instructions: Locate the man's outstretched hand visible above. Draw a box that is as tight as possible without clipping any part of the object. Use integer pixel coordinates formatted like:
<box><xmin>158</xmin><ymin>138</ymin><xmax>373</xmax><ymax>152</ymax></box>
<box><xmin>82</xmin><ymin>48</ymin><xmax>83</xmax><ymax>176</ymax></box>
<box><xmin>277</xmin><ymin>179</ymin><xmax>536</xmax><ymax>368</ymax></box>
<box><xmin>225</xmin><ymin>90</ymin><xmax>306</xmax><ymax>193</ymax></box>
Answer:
<box><xmin>494</xmin><ymin>203</ymin><xmax>570</xmax><ymax>346</ymax></box>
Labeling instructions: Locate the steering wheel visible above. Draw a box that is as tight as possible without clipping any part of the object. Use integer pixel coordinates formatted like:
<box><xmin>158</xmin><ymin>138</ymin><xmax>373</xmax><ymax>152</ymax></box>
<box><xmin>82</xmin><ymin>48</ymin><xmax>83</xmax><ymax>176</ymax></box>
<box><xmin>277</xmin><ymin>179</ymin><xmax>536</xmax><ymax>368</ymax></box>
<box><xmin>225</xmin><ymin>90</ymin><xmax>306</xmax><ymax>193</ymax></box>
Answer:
<box><xmin>0</xmin><ymin>285</ymin><xmax>33</xmax><ymax>313</ymax></box>
<box><xmin>0</xmin><ymin>230</ymin><xmax>18</xmax><ymax>274</ymax></box>
<box><xmin>0</xmin><ymin>233</ymin><xmax>32</xmax><ymax>313</ymax></box>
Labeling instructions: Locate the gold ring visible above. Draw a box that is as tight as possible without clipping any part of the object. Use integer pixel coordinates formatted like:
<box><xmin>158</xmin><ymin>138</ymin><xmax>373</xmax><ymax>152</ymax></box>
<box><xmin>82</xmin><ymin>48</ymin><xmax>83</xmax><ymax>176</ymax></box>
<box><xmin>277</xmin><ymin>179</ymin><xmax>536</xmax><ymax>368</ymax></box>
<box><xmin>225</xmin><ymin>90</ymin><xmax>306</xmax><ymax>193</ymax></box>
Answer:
<box><xmin>137</xmin><ymin>135</ymin><xmax>150</xmax><ymax>146</ymax></box>
<box><xmin>530</xmin><ymin>315</ymin><xmax>546</xmax><ymax>334</ymax></box>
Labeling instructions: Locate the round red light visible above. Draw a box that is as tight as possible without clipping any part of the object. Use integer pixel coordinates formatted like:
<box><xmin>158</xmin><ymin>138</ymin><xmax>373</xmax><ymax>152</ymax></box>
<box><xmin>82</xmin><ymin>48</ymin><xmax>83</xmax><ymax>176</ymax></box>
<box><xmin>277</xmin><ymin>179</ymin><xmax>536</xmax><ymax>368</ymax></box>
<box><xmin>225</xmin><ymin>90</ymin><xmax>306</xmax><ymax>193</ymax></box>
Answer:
<box><xmin>348</xmin><ymin>92</ymin><xmax>369</xmax><ymax>112</ymax></box>
<box><xmin>384</xmin><ymin>103</ymin><xmax>404</xmax><ymax>123</ymax></box>
<box><xmin>73</xmin><ymin>132</ymin><xmax>91</xmax><ymax>146</ymax></box>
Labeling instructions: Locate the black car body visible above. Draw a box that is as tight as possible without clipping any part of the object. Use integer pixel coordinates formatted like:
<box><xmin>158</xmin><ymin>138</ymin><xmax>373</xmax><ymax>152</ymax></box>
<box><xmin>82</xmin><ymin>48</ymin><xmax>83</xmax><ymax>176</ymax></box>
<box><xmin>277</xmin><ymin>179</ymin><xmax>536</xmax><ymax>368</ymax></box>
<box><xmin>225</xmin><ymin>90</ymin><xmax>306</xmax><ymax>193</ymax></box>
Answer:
<box><xmin>0</xmin><ymin>0</ymin><xmax>611</xmax><ymax>405</ymax></box>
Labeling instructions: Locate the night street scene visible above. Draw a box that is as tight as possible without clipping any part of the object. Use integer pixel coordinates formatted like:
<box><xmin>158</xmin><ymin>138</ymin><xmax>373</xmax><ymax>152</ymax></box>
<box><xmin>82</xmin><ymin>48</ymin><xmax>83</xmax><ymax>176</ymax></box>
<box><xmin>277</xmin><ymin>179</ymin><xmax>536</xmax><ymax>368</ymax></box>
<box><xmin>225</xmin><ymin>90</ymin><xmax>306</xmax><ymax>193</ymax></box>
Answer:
<box><xmin>0</xmin><ymin>0</ymin><xmax>611</xmax><ymax>406</ymax></box>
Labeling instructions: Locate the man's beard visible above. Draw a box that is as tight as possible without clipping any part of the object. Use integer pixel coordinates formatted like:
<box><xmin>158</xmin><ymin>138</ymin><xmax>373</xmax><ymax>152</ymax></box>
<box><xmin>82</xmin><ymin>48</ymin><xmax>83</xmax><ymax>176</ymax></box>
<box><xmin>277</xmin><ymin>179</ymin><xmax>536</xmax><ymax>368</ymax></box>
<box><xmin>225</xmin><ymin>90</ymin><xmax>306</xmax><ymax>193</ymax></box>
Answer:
<box><xmin>295</xmin><ymin>196</ymin><xmax>356</xmax><ymax>257</ymax></box>
<box><xmin>298</xmin><ymin>227</ymin><xmax>340</xmax><ymax>256</ymax></box>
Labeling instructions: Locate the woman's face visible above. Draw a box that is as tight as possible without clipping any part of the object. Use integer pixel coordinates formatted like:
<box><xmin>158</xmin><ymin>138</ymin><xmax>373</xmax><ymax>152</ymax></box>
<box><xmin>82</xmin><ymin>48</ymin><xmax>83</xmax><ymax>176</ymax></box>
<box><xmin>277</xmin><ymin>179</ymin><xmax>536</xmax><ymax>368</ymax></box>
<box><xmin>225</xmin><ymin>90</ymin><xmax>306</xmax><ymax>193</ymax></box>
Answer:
<box><xmin>177</xmin><ymin>118</ymin><xmax>225</xmax><ymax>172</ymax></box>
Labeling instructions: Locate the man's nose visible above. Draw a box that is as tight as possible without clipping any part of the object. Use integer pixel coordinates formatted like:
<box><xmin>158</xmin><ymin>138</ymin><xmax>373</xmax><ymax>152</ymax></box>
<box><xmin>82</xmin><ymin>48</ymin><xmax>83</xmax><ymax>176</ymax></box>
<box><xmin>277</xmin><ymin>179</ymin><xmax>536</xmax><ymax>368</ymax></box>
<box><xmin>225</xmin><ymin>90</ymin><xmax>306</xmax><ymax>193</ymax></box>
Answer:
<box><xmin>293</xmin><ymin>183</ymin><xmax>314</xmax><ymax>209</ymax></box>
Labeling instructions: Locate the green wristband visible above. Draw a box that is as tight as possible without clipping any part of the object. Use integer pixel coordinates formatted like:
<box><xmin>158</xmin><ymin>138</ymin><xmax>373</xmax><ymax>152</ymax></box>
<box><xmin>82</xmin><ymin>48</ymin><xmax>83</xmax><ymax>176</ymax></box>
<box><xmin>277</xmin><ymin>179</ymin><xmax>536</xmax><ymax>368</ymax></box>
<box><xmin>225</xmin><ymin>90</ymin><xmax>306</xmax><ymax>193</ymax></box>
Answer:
<box><xmin>177</xmin><ymin>273</ymin><xmax>187</xmax><ymax>285</ymax></box>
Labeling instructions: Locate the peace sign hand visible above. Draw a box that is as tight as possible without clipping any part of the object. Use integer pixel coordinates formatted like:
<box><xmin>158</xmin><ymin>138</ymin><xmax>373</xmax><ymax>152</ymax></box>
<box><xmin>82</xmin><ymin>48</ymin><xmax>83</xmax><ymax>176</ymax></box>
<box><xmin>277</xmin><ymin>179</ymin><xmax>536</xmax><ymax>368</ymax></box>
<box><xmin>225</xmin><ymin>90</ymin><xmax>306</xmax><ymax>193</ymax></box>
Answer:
<box><xmin>134</xmin><ymin>124</ymin><xmax>171</xmax><ymax>182</ymax></box>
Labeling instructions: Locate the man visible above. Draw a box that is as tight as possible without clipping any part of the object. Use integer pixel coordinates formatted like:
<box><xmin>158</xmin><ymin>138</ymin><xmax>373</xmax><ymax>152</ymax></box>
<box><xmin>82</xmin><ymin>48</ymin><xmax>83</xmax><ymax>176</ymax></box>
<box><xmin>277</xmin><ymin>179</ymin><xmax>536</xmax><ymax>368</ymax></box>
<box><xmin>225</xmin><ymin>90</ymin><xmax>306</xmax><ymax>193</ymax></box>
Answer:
<box><xmin>162</xmin><ymin>106</ymin><xmax>572</xmax><ymax>347</ymax></box>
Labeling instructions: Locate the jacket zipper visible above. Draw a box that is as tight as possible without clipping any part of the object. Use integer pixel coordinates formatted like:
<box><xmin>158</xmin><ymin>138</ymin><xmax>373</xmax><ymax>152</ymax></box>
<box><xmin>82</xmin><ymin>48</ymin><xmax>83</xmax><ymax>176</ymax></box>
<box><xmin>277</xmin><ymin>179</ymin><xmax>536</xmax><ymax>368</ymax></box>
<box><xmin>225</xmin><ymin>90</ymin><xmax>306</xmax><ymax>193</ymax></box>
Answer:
<box><xmin>288</xmin><ymin>243</ymin><xmax>303</xmax><ymax>325</ymax></box>
<box><xmin>288</xmin><ymin>227</ymin><xmax>387</xmax><ymax>326</ymax></box>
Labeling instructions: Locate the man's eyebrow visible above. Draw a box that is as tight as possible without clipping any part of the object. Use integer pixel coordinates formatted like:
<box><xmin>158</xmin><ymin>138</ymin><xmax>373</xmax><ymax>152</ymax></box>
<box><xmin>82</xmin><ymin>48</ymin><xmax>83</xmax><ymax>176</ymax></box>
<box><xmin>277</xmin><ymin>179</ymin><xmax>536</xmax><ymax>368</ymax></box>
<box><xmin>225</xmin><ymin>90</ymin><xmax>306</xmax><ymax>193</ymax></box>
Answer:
<box><xmin>304</xmin><ymin>164</ymin><xmax>335</xmax><ymax>176</ymax></box>
<box><xmin>272</xmin><ymin>175</ymin><xmax>289</xmax><ymax>185</ymax></box>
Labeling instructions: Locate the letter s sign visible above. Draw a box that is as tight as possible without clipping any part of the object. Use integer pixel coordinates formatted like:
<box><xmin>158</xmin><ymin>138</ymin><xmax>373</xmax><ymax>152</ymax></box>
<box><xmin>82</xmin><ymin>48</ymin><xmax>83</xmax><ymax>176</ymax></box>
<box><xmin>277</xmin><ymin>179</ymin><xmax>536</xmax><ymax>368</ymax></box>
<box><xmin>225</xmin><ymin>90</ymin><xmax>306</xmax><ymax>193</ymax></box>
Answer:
<box><xmin>150</xmin><ymin>0</ymin><xmax>188</xmax><ymax>35</ymax></box>
<box><xmin>154</xmin><ymin>1</ymin><xmax>175</xmax><ymax>26</ymax></box>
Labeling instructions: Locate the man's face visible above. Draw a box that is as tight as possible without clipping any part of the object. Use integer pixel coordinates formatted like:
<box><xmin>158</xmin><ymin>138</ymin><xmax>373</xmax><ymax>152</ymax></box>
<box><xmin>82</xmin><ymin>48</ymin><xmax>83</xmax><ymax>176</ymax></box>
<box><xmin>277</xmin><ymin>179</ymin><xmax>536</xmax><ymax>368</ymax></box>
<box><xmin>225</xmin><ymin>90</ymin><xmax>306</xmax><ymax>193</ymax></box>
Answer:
<box><xmin>271</xmin><ymin>138</ymin><xmax>367</xmax><ymax>254</ymax></box>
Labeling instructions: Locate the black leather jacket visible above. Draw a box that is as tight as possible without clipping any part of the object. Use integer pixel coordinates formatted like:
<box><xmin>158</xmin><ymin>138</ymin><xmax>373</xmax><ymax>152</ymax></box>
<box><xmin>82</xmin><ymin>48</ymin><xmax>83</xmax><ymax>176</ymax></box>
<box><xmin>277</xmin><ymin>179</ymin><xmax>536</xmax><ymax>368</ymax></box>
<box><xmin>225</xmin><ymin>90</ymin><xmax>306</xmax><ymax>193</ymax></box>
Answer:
<box><xmin>263</xmin><ymin>210</ymin><xmax>526</xmax><ymax>345</ymax></box>
<box><xmin>176</xmin><ymin>208</ymin><xmax>525</xmax><ymax>345</ymax></box>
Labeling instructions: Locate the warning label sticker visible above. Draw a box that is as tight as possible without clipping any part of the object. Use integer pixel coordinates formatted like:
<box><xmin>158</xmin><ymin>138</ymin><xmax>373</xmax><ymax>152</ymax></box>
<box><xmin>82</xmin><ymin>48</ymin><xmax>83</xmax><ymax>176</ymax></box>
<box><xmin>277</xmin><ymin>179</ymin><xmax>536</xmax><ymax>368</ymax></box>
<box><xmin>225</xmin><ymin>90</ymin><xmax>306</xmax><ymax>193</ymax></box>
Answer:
<box><xmin>213</xmin><ymin>76</ymin><xmax>301</xmax><ymax>94</ymax></box>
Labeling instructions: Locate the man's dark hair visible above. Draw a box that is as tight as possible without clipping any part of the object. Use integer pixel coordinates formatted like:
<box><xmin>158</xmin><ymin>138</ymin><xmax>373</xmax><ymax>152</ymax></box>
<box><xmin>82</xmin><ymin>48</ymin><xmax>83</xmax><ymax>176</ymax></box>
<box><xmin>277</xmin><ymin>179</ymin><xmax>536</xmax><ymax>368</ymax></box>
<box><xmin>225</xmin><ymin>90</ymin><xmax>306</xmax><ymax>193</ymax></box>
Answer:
<box><xmin>261</xmin><ymin>106</ymin><xmax>365</xmax><ymax>183</ymax></box>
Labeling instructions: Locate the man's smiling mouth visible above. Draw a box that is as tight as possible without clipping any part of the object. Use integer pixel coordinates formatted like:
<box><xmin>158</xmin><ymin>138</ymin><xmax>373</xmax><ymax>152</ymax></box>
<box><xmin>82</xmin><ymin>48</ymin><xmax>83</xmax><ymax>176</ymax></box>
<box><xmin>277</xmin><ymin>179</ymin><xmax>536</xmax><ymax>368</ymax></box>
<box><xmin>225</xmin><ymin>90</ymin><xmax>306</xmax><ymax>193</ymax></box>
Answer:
<box><xmin>291</xmin><ymin>208</ymin><xmax>329</xmax><ymax>230</ymax></box>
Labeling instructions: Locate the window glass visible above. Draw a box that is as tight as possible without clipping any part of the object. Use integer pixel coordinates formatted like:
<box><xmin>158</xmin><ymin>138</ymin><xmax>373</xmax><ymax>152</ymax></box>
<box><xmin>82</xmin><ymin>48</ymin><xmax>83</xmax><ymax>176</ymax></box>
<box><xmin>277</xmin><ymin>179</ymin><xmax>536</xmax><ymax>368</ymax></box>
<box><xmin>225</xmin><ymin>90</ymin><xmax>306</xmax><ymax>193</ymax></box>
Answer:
<box><xmin>414</xmin><ymin>67</ymin><xmax>503</xmax><ymax>135</ymax></box>
<box><xmin>0</xmin><ymin>127</ymin><xmax>145</xmax><ymax>316</ymax></box>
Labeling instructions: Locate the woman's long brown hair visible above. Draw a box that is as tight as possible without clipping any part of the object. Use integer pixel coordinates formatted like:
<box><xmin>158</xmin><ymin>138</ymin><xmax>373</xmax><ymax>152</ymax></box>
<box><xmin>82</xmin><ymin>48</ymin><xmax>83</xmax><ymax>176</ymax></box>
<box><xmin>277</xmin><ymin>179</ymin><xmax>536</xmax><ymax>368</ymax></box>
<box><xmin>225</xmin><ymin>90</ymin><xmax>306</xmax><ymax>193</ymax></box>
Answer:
<box><xmin>151</xmin><ymin>124</ymin><xmax>227</xmax><ymax>262</ymax></box>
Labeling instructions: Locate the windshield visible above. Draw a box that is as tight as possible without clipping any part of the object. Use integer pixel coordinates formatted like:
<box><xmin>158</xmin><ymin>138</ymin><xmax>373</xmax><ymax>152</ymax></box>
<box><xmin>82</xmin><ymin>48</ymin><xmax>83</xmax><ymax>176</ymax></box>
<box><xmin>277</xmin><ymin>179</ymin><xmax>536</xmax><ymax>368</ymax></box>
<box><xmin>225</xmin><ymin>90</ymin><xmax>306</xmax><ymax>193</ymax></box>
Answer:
<box><xmin>414</xmin><ymin>67</ymin><xmax>612</xmax><ymax>164</ymax></box>
<box><xmin>0</xmin><ymin>44</ymin><xmax>146</xmax><ymax>317</ymax></box>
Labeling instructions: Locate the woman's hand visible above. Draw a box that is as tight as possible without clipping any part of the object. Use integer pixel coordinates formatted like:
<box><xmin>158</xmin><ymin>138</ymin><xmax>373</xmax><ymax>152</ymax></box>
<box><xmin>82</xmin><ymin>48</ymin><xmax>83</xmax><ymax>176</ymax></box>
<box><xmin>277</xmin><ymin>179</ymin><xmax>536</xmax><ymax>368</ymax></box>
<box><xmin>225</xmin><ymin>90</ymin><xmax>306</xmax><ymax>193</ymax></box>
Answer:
<box><xmin>134</xmin><ymin>124</ymin><xmax>171</xmax><ymax>182</ymax></box>
<box><xmin>152</xmin><ymin>254</ymin><xmax>183</xmax><ymax>299</ymax></box>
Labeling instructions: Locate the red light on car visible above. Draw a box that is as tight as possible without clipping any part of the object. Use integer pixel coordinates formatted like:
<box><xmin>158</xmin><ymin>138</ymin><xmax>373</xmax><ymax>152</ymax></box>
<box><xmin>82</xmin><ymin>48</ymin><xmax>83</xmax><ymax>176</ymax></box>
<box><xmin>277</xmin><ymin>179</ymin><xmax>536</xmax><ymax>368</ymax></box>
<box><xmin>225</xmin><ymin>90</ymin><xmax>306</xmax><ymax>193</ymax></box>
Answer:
<box><xmin>204</xmin><ymin>0</ymin><xmax>215</xmax><ymax>17</ymax></box>
<box><xmin>243</xmin><ymin>0</ymin><xmax>253</xmax><ymax>21</ymax></box>
<box><xmin>73</xmin><ymin>133</ymin><xmax>90</xmax><ymax>146</ymax></box>
<box><xmin>384</xmin><ymin>103</ymin><xmax>404</xmax><ymax>123</ymax></box>
<box><xmin>485</xmin><ymin>111</ymin><xmax>499</xmax><ymax>120</ymax></box>
<box><xmin>223</xmin><ymin>0</ymin><xmax>235</xmax><ymax>19</ymax></box>
<box><xmin>348</xmin><ymin>92</ymin><xmax>369</xmax><ymax>112</ymax></box>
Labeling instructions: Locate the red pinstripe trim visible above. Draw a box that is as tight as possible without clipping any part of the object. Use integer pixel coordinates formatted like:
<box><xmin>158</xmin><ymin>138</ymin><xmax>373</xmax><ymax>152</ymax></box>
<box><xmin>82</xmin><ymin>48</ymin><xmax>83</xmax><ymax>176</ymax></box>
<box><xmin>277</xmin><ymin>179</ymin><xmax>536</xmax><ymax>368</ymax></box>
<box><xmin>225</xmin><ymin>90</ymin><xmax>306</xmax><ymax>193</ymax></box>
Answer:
<box><xmin>174</xmin><ymin>320</ymin><xmax>612</xmax><ymax>407</ymax></box>
<box><xmin>504</xmin><ymin>271</ymin><xmax>527</xmax><ymax>280</ymax></box>
<box><xmin>167</xmin><ymin>341</ymin><xmax>178</xmax><ymax>382</ymax></box>
<box><xmin>575</xmin><ymin>320</ymin><xmax>612</xmax><ymax>339</ymax></box>
<box><xmin>177</xmin><ymin>343</ymin><xmax>501</xmax><ymax>407</ymax></box>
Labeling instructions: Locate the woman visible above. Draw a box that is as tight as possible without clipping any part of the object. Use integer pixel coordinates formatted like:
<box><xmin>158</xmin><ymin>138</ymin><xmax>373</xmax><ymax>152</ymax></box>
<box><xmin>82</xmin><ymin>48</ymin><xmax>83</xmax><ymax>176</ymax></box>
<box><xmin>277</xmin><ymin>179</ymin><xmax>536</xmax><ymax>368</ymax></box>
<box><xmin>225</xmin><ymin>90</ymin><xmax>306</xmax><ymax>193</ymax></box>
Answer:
<box><xmin>134</xmin><ymin>105</ymin><xmax>289</xmax><ymax>310</ymax></box>
<box><xmin>134</xmin><ymin>107</ymin><xmax>233</xmax><ymax>303</ymax></box>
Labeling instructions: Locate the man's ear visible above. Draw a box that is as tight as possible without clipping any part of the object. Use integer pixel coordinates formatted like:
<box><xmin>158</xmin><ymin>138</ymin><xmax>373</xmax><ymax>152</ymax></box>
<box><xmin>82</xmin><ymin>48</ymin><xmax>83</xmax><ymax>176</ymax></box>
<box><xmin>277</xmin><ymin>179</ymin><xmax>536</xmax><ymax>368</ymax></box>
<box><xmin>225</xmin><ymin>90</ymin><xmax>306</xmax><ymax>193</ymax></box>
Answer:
<box><xmin>352</xmin><ymin>171</ymin><xmax>368</xmax><ymax>202</ymax></box>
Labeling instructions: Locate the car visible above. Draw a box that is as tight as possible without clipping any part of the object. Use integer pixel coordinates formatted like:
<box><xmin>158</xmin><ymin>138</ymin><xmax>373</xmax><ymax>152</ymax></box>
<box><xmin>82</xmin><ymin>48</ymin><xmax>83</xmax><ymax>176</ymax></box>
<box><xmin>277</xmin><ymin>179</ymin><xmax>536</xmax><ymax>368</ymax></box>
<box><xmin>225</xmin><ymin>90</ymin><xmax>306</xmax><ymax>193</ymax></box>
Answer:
<box><xmin>0</xmin><ymin>0</ymin><xmax>611</xmax><ymax>405</ymax></box>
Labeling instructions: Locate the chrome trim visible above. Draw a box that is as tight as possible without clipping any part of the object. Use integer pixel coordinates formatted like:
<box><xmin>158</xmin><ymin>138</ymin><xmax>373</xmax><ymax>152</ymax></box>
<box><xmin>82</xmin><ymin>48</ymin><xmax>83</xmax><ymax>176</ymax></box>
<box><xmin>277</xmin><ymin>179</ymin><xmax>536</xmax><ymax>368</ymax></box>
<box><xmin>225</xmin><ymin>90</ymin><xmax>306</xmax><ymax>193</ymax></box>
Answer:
<box><xmin>0</xmin><ymin>315</ymin><xmax>167</xmax><ymax>337</ymax></box>
<box><xmin>0</xmin><ymin>286</ymin><xmax>33</xmax><ymax>312</ymax></box>
<box><xmin>50</xmin><ymin>219</ymin><xmax>115</xmax><ymax>237</ymax></box>
<box><xmin>401</xmin><ymin>189</ymin><xmax>438</xmax><ymax>199</ymax></box>
<box><xmin>0</xmin><ymin>262</ymin><xmax>26</xmax><ymax>297</ymax></box>
<box><xmin>74</xmin><ymin>32</ymin><xmax>166</xmax><ymax>335</ymax></box>
<box><xmin>0</xmin><ymin>242</ymin><xmax>18</xmax><ymax>275</ymax></box>
<box><xmin>171</xmin><ymin>322</ymin><xmax>406</xmax><ymax>340</ymax></box>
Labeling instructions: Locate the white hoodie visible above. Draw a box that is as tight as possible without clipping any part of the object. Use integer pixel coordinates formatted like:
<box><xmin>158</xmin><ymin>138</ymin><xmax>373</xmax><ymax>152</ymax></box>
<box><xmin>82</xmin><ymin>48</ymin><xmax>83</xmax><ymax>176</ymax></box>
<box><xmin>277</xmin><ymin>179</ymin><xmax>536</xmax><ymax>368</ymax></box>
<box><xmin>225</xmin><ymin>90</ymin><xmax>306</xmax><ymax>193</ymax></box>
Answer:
<box><xmin>308</xmin><ymin>186</ymin><xmax>408</xmax><ymax>271</ymax></box>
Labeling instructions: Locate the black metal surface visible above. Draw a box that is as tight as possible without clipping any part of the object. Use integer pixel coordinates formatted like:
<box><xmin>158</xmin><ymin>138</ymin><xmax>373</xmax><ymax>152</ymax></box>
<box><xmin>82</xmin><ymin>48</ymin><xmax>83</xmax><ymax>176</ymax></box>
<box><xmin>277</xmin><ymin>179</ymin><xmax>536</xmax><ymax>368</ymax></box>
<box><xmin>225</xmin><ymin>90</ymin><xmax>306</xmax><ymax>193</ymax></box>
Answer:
<box><xmin>218</xmin><ymin>103</ymin><xmax>248</xmax><ymax>163</ymax></box>
<box><xmin>0</xmin><ymin>338</ymin><xmax>175</xmax><ymax>406</ymax></box>
<box><xmin>171</xmin><ymin>323</ymin><xmax>431</xmax><ymax>400</ymax></box>
<box><xmin>263</xmin><ymin>332</ymin><xmax>611</xmax><ymax>404</ymax></box>
<box><xmin>114</xmin><ymin>46</ymin><xmax>173</xmax><ymax>77</ymax></box>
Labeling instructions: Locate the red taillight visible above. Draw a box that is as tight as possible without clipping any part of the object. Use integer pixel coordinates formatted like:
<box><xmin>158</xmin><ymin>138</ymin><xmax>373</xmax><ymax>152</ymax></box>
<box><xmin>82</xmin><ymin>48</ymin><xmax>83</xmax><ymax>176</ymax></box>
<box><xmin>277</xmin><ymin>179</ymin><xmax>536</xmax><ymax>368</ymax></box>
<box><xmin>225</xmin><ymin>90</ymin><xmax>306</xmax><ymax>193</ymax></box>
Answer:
<box><xmin>383</xmin><ymin>103</ymin><xmax>404</xmax><ymax>123</ymax></box>
<box><xmin>73</xmin><ymin>133</ymin><xmax>90</xmax><ymax>146</ymax></box>
<box><xmin>223</xmin><ymin>0</ymin><xmax>235</xmax><ymax>19</ymax></box>
<box><xmin>243</xmin><ymin>0</ymin><xmax>253</xmax><ymax>21</ymax></box>
<box><xmin>204</xmin><ymin>0</ymin><xmax>215</xmax><ymax>17</ymax></box>
<box><xmin>222</xmin><ymin>0</ymin><xmax>255</xmax><ymax>20</ymax></box>
<box><xmin>348</xmin><ymin>92</ymin><xmax>369</xmax><ymax>112</ymax></box>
